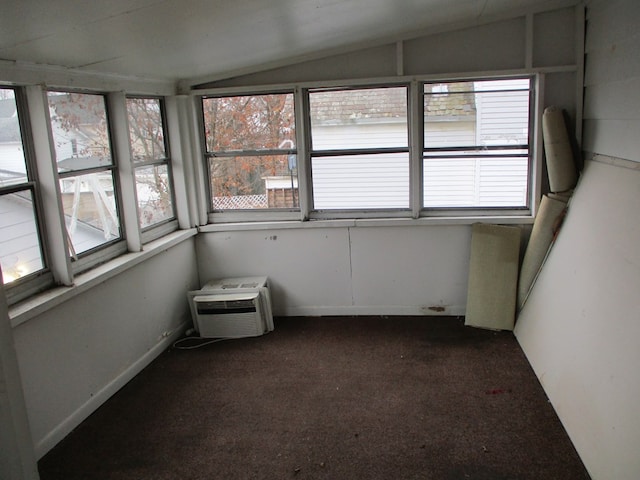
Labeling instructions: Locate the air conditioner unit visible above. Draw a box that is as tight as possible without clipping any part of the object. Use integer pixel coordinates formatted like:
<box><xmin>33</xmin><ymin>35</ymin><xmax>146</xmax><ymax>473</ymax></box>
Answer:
<box><xmin>187</xmin><ymin>276</ymin><xmax>274</xmax><ymax>338</ymax></box>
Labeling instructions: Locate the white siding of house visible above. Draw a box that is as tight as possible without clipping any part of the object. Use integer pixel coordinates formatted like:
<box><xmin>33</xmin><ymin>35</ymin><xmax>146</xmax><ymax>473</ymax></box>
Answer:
<box><xmin>424</xmin><ymin>157</ymin><xmax>528</xmax><ymax>207</ymax></box>
<box><xmin>312</xmin><ymin>153</ymin><xmax>409</xmax><ymax>209</ymax></box>
<box><xmin>475</xmin><ymin>88</ymin><xmax>530</xmax><ymax>146</ymax></box>
<box><xmin>311</xmin><ymin>122</ymin><xmax>407</xmax><ymax>150</ymax></box>
<box><xmin>0</xmin><ymin>195</ymin><xmax>42</xmax><ymax>281</ymax></box>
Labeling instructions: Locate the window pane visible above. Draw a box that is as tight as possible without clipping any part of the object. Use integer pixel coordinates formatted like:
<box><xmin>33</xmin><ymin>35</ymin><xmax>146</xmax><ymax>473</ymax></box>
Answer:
<box><xmin>312</xmin><ymin>153</ymin><xmax>409</xmax><ymax>209</ymax></box>
<box><xmin>424</xmin><ymin>80</ymin><xmax>530</xmax><ymax>148</ymax></box>
<box><xmin>0</xmin><ymin>190</ymin><xmax>44</xmax><ymax>284</ymax></box>
<box><xmin>203</xmin><ymin>94</ymin><xmax>295</xmax><ymax>152</ymax></box>
<box><xmin>59</xmin><ymin>172</ymin><xmax>120</xmax><ymax>255</ymax></box>
<box><xmin>0</xmin><ymin>89</ymin><xmax>28</xmax><ymax>188</ymax></box>
<box><xmin>310</xmin><ymin>87</ymin><xmax>408</xmax><ymax>150</ymax></box>
<box><xmin>135</xmin><ymin>164</ymin><xmax>174</xmax><ymax>228</ymax></box>
<box><xmin>209</xmin><ymin>154</ymin><xmax>298</xmax><ymax>210</ymax></box>
<box><xmin>126</xmin><ymin>98</ymin><xmax>167</xmax><ymax>163</ymax></box>
<box><xmin>423</xmin><ymin>78</ymin><xmax>531</xmax><ymax>209</ymax></box>
<box><xmin>48</xmin><ymin>92</ymin><xmax>113</xmax><ymax>171</ymax></box>
<box><xmin>423</xmin><ymin>152</ymin><xmax>529</xmax><ymax>208</ymax></box>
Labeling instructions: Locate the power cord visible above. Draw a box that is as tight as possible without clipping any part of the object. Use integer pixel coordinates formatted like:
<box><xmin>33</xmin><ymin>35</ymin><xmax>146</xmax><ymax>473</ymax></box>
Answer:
<box><xmin>172</xmin><ymin>329</ymin><xmax>238</xmax><ymax>350</ymax></box>
<box><xmin>172</xmin><ymin>336</ymin><xmax>228</xmax><ymax>349</ymax></box>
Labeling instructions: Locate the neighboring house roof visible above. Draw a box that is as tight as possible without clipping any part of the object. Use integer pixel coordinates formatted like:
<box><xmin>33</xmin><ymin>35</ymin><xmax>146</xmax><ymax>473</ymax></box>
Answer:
<box><xmin>311</xmin><ymin>88</ymin><xmax>407</xmax><ymax>125</ymax></box>
<box><xmin>311</xmin><ymin>83</ymin><xmax>476</xmax><ymax>126</ymax></box>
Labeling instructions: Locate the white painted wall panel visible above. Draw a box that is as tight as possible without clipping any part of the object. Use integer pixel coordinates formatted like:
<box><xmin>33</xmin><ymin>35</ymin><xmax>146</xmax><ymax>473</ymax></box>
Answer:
<box><xmin>199</xmin><ymin>44</ymin><xmax>397</xmax><ymax>88</ymax></box>
<box><xmin>196</xmin><ymin>228</ymin><xmax>354</xmax><ymax>315</ymax></box>
<box><xmin>12</xmin><ymin>238</ymin><xmax>199</xmax><ymax>457</ymax></box>
<box><xmin>403</xmin><ymin>18</ymin><xmax>525</xmax><ymax>75</ymax></box>
<box><xmin>585</xmin><ymin>0</ymin><xmax>640</xmax><ymax>54</ymax></box>
<box><xmin>533</xmin><ymin>7</ymin><xmax>577</xmax><ymax>67</ymax></box>
<box><xmin>349</xmin><ymin>226</ymin><xmax>470</xmax><ymax>315</ymax></box>
<box><xmin>582</xmin><ymin>0</ymin><xmax>640</xmax><ymax>162</ymax></box>
<box><xmin>584</xmin><ymin>34</ymin><xmax>640</xmax><ymax>86</ymax></box>
<box><xmin>196</xmin><ymin>225</ymin><xmax>472</xmax><ymax>317</ymax></box>
<box><xmin>583</xmin><ymin>78</ymin><xmax>640</xmax><ymax>120</ymax></box>
<box><xmin>582</xmin><ymin>119</ymin><xmax>640</xmax><ymax>163</ymax></box>
<box><xmin>515</xmin><ymin>159</ymin><xmax>640</xmax><ymax>480</ymax></box>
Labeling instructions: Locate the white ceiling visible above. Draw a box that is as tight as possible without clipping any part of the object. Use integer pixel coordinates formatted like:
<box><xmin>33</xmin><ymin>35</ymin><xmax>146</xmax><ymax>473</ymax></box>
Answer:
<box><xmin>0</xmin><ymin>0</ymin><xmax>572</xmax><ymax>84</ymax></box>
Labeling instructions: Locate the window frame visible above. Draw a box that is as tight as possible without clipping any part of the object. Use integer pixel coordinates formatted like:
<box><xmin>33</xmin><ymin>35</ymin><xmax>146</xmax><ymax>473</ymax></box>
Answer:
<box><xmin>125</xmin><ymin>95</ymin><xmax>179</xmax><ymax>243</ymax></box>
<box><xmin>306</xmin><ymin>84</ymin><xmax>412</xmax><ymax>218</ymax></box>
<box><xmin>200</xmin><ymin>89</ymin><xmax>301</xmax><ymax>223</ymax></box>
<box><xmin>195</xmin><ymin>73</ymin><xmax>540</xmax><ymax>224</ymax></box>
<box><xmin>0</xmin><ymin>86</ymin><xmax>53</xmax><ymax>303</ymax></box>
<box><xmin>419</xmin><ymin>76</ymin><xmax>536</xmax><ymax>216</ymax></box>
<box><xmin>46</xmin><ymin>89</ymin><xmax>127</xmax><ymax>274</ymax></box>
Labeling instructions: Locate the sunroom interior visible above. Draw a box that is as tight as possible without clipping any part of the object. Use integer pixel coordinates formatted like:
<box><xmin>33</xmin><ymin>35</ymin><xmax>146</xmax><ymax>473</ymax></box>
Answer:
<box><xmin>1</xmin><ymin>0</ymin><xmax>639</xmax><ymax>479</ymax></box>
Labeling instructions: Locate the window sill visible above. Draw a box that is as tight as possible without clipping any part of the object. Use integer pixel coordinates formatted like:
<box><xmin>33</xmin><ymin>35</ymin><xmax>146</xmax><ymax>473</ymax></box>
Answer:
<box><xmin>9</xmin><ymin>228</ymin><xmax>198</xmax><ymax>328</ymax></box>
<box><xmin>198</xmin><ymin>215</ymin><xmax>534</xmax><ymax>233</ymax></box>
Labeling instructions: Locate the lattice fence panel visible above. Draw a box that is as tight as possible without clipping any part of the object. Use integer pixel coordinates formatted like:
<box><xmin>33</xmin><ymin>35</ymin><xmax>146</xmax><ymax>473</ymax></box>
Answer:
<box><xmin>213</xmin><ymin>195</ymin><xmax>268</xmax><ymax>210</ymax></box>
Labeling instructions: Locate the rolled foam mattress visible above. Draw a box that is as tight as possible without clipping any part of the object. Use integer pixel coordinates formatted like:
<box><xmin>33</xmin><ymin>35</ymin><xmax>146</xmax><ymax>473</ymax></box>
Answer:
<box><xmin>517</xmin><ymin>195</ymin><xmax>568</xmax><ymax>310</ymax></box>
<box><xmin>542</xmin><ymin>106</ymin><xmax>578</xmax><ymax>193</ymax></box>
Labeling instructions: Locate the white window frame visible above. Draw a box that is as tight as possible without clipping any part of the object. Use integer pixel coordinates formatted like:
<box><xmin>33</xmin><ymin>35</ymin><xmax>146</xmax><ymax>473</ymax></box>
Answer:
<box><xmin>1</xmin><ymin>86</ymin><xmax>53</xmax><ymax>304</ymax></box>
<box><xmin>306</xmin><ymin>84</ymin><xmax>413</xmax><ymax>220</ymax></box>
<box><xmin>419</xmin><ymin>75</ymin><xmax>537</xmax><ymax>218</ymax></box>
<box><xmin>46</xmin><ymin>89</ymin><xmax>128</xmax><ymax>276</ymax></box>
<box><xmin>199</xmin><ymin>89</ymin><xmax>302</xmax><ymax>224</ymax></box>
<box><xmin>125</xmin><ymin>95</ymin><xmax>179</xmax><ymax>244</ymax></box>
<box><xmin>194</xmin><ymin>72</ymin><xmax>541</xmax><ymax>225</ymax></box>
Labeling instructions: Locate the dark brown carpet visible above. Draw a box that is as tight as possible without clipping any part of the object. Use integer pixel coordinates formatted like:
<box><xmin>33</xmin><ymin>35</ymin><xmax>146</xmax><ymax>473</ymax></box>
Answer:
<box><xmin>38</xmin><ymin>316</ymin><xmax>591</xmax><ymax>480</ymax></box>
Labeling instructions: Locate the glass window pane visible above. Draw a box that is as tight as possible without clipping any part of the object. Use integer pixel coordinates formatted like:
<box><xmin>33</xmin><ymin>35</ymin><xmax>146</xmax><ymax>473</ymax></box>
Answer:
<box><xmin>209</xmin><ymin>154</ymin><xmax>298</xmax><ymax>210</ymax></box>
<box><xmin>423</xmin><ymin>78</ymin><xmax>531</xmax><ymax>209</ymax></box>
<box><xmin>0</xmin><ymin>89</ymin><xmax>28</xmax><ymax>188</ymax></box>
<box><xmin>135</xmin><ymin>164</ymin><xmax>174</xmax><ymax>228</ymax></box>
<box><xmin>423</xmin><ymin>153</ymin><xmax>529</xmax><ymax>208</ymax></box>
<box><xmin>126</xmin><ymin>98</ymin><xmax>167</xmax><ymax>163</ymax></box>
<box><xmin>203</xmin><ymin>94</ymin><xmax>295</xmax><ymax>152</ymax></box>
<box><xmin>424</xmin><ymin>80</ymin><xmax>530</xmax><ymax>148</ymax></box>
<box><xmin>0</xmin><ymin>190</ymin><xmax>44</xmax><ymax>284</ymax></box>
<box><xmin>59</xmin><ymin>172</ymin><xmax>121</xmax><ymax>255</ymax></box>
<box><xmin>310</xmin><ymin>87</ymin><xmax>408</xmax><ymax>150</ymax></box>
<box><xmin>48</xmin><ymin>92</ymin><xmax>113</xmax><ymax>172</ymax></box>
<box><xmin>424</xmin><ymin>82</ymin><xmax>477</xmax><ymax>148</ymax></box>
<box><xmin>312</xmin><ymin>152</ymin><xmax>409</xmax><ymax>209</ymax></box>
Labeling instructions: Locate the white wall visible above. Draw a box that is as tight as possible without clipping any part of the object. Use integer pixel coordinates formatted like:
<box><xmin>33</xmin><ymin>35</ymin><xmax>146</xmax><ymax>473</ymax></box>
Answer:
<box><xmin>11</xmin><ymin>237</ymin><xmax>199</xmax><ymax>458</ymax></box>
<box><xmin>515</xmin><ymin>1</ymin><xmax>640</xmax><ymax>479</ymax></box>
<box><xmin>197</xmin><ymin>224</ymin><xmax>471</xmax><ymax>316</ymax></box>
<box><xmin>515</xmin><ymin>159</ymin><xmax>640</xmax><ymax>480</ymax></box>
<box><xmin>194</xmin><ymin>4</ymin><xmax>581</xmax><ymax>318</ymax></box>
<box><xmin>3</xmin><ymin>2</ymin><xmax>585</xmax><ymax>466</ymax></box>
<box><xmin>582</xmin><ymin>0</ymin><xmax>640</xmax><ymax>161</ymax></box>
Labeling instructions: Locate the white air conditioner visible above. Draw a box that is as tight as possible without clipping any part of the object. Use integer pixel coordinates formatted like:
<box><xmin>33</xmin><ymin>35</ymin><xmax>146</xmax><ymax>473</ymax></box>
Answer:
<box><xmin>187</xmin><ymin>276</ymin><xmax>274</xmax><ymax>338</ymax></box>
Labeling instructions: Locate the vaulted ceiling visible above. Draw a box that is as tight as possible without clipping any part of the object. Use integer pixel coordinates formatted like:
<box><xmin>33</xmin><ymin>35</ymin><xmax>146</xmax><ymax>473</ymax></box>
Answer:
<box><xmin>1</xmin><ymin>0</ymin><xmax>575</xmax><ymax>84</ymax></box>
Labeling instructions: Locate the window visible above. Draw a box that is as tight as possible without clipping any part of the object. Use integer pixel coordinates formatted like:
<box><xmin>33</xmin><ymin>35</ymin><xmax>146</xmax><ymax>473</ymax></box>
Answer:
<box><xmin>202</xmin><ymin>93</ymin><xmax>297</xmax><ymax>211</ymax></box>
<box><xmin>0</xmin><ymin>87</ymin><xmax>47</xmax><ymax>285</ymax></box>
<box><xmin>422</xmin><ymin>78</ymin><xmax>532</xmax><ymax>209</ymax></box>
<box><xmin>308</xmin><ymin>86</ymin><xmax>409</xmax><ymax>210</ymax></box>
<box><xmin>126</xmin><ymin>97</ymin><xmax>175</xmax><ymax>230</ymax></box>
<box><xmin>199</xmin><ymin>75</ymin><xmax>536</xmax><ymax>222</ymax></box>
<box><xmin>47</xmin><ymin>91</ymin><xmax>122</xmax><ymax>258</ymax></box>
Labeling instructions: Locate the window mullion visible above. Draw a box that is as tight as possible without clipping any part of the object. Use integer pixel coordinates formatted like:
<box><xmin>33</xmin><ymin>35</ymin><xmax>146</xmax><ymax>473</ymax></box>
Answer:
<box><xmin>190</xmin><ymin>95</ymin><xmax>210</xmax><ymax>225</ymax></box>
<box><xmin>409</xmin><ymin>80</ymin><xmax>422</xmax><ymax>219</ymax></box>
<box><xmin>25</xmin><ymin>85</ymin><xmax>73</xmax><ymax>286</ymax></box>
<box><xmin>165</xmin><ymin>95</ymin><xmax>198</xmax><ymax>229</ymax></box>
<box><xmin>295</xmin><ymin>87</ymin><xmax>311</xmax><ymax>219</ymax></box>
<box><xmin>108</xmin><ymin>92</ymin><xmax>141</xmax><ymax>252</ymax></box>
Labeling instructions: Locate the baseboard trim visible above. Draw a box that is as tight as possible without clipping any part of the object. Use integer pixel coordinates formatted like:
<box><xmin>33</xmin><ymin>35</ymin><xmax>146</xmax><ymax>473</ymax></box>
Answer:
<box><xmin>34</xmin><ymin>321</ymin><xmax>189</xmax><ymax>459</ymax></box>
<box><xmin>281</xmin><ymin>305</ymin><xmax>465</xmax><ymax>317</ymax></box>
